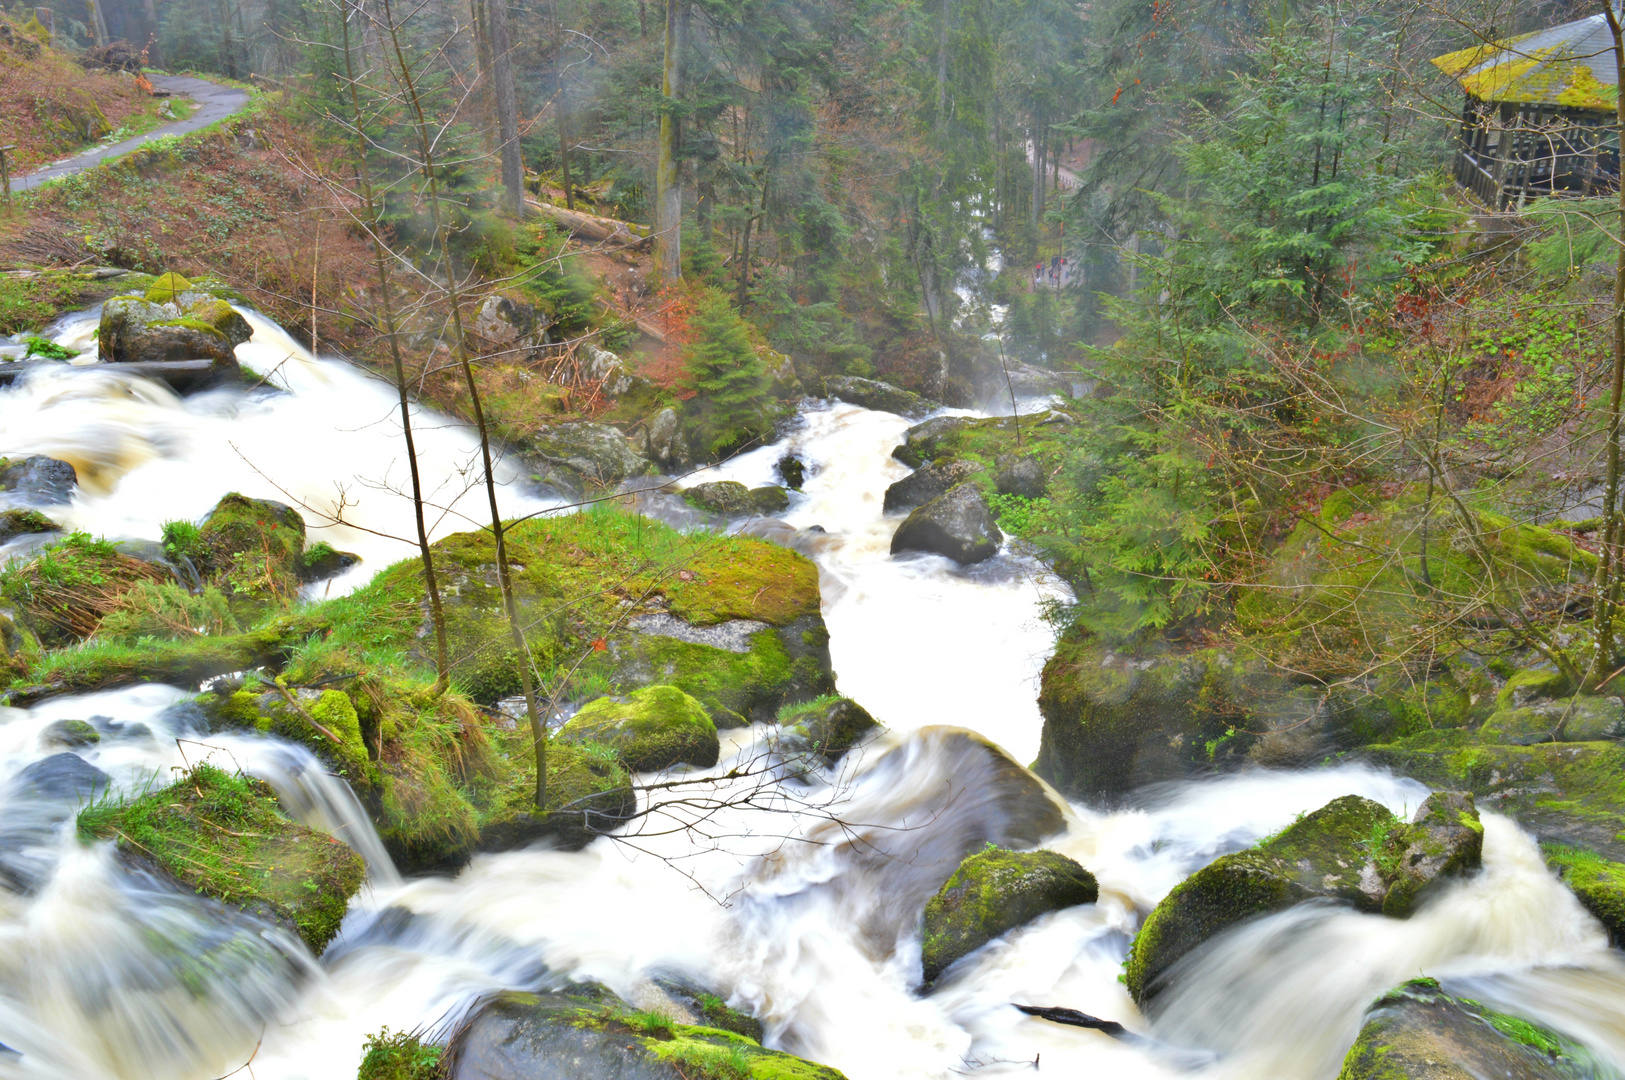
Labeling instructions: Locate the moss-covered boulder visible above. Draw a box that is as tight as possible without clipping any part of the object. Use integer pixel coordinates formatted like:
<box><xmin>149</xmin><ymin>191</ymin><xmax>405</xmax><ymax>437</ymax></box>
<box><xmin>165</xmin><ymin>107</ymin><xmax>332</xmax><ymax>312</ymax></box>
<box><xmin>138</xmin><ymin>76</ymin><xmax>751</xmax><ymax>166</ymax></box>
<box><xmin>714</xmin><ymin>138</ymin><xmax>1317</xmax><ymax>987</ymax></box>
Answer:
<box><xmin>447</xmin><ymin>987</ymin><xmax>846</xmax><ymax>1080</ymax></box>
<box><xmin>920</xmin><ymin>847</ymin><xmax>1097</xmax><ymax>985</ymax></box>
<box><xmin>77</xmin><ymin>764</ymin><xmax>366</xmax><ymax>953</ymax></box>
<box><xmin>145</xmin><ymin>271</ymin><xmax>194</xmax><ymax>303</ymax></box>
<box><xmin>203</xmin><ymin>686</ymin><xmax>372</xmax><ymax>784</ymax></box>
<box><xmin>748</xmin><ymin>486</ymin><xmax>790</xmax><ymax>515</ymax></box>
<box><xmin>524</xmin><ymin>420</ymin><xmax>650</xmax><ymax>495</ymax></box>
<box><xmin>822</xmin><ymin>375</ymin><xmax>939</xmax><ymax>419</ymax></box>
<box><xmin>176</xmin><ymin>493</ymin><xmax>358</xmax><ymax>599</ymax></box>
<box><xmin>890</xmin><ymin>483</ymin><xmax>1002</xmax><ymax>565</ymax></box>
<box><xmin>1034</xmin><ymin>636</ymin><xmax>1267</xmax><ymax>801</ymax></box>
<box><xmin>1543</xmin><ymin>843</ymin><xmax>1625</xmax><ymax>945</ymax></box>
<box><xmin>558</xmin><ymin>685</ymin><xmax>720</xmax><ymax>772</ymax></box>
<box><xmin>1126</xmin><ymin>794</ymin><xmax>1483</xmax><ymax>1007</ymax></box>
<box><xmin>777</xmin><ymin>455</ymin><xmax>806</xmax><ymax>490</ymax></box>
<box><xmin>684</xmin><ymin>481</ymin><xmax>754</xmax><ymax>517</ymax></box>
<box><xmin>651</xmin><ymin>975</ymin><xmax>766</xmax><ymax>1042</ymax></box>
<box><xmin>1338</xmin><ymin>978</ymin><xmax>1592</xmax><ymax>1080</ymax></box>
<box><xmin>40</xmin><ymin>717</ymin><xmax>99</xmax><ymax>748</ymax></box>
<box><xmin>0</xmin><ymin>508</ymin><xmax>60</xmax><ymax>544</ymax></box>
<box><xmin>777</xmin><ymin>695</ymin><xmax>880</xmax><ymax>761</ymax></box>
<box><xmin>98</xmin><ymin>295</ymin><xmax>236</xmax><ymax>367</ymax></box>
<box><xmin>1481</xmin><ymin>696</ymin><xmax>1625</xmax><ymax>745</ymax></box>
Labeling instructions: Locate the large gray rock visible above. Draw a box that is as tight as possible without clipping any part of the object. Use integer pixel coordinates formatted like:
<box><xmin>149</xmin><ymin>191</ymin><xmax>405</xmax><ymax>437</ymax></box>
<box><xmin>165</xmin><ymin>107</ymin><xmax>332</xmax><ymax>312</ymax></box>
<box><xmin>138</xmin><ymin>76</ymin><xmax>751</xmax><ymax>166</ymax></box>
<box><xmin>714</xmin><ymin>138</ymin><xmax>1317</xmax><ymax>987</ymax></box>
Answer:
<box><xmin>583</xmin><ymin>344</ymin><xmax>653</xmax><ymax>399</ymax></box>
<box><xmin>921</xmin><ymin>848</ymin><xmax>1097</xmax><ymax>985</ymax></box>
<box><xmin>683</xmin><ymin>480</ymin><xmax>753</xmax><ymax>516</ymax></box>
<box><xmin>473</xmin><ymin>294</ymin><xmax>544</xmax><ymax>349</ymax></box>
<box><xmin>641</xmin><ymin>407</ymin><xmax>691</xmax><ymax>472</ymax></box>
<box><xmin>995</xmin><ymin>455</ymin><xmax>1047</xmax><ymax>499</ymax></box>
<box><xmin>890</xmin><ymin>483</ymin><xmax>1002</xmax><ymax>564</ymax></box>
<box><xmin>1382</xmin><ymin>792</ymin><xmax>1485</xmax><ymax>917</ymax></box>
<box><xmin>1340</xmin><ymin>979</ymin><xmax>1591</xmax><ymax>1080</ymax></box>
<box><xmin>824</xmin><ymin>375</ymin><xmax>940</xmax><ymax>419</ymax></box>
<box><xmin>893</xmin><ymin>416</ymin><xmax>972</xmax><ymax>467</ymax></box>
<box><xmin>526</xmin><ymin>421</ymin><xmax>649</xmax><ymax>494</ymax></box>
<box><xmin>0</xmin><ymin>455</ymin><xmax>77</xmax><ymax>505</ymax></box>
<box><xmin>884</xmin><ymin>460</ymin><xmax>985</xmax><ymax>514</ymax></box>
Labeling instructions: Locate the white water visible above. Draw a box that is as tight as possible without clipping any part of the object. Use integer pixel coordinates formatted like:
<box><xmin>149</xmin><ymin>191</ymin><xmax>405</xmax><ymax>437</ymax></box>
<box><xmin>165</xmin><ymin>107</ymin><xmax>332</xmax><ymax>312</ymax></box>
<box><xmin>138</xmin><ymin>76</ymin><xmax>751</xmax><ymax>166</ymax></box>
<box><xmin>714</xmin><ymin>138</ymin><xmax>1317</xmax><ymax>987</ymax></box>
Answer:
<box><xmin>0</xmin><ymin>312</ymin><xmax>1622</xmax><ymax>1079</ymax></box>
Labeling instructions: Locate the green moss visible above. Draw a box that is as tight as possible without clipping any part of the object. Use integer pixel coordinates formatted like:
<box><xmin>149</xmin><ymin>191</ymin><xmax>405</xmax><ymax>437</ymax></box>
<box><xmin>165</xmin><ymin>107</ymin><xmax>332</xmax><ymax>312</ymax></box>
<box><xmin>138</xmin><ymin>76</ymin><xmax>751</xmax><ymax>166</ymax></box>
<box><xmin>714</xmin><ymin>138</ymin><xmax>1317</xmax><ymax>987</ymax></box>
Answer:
<box><xmin>920</xmin><ymin>847</ymin><xmax>1098</xmax><ymax>984</ymax></box>
<box><xmin>195</xmin><ymin>493</ymin><xmax>307</xmax><ymax>601</ymax></box>
<box><xmin>0</xmin><ymin>508</ymin><xmax>60</xmax><ymax>540</ymax></box>
<box><xmin>558</xmin><ymin>685</ymin><xmax>718</xmax><ymax>772</ymax></box>
<box><xmin>145</xmin><ymin>271</ymin><xmax>194</xmax><ymax>304</ymax></box>
<box><xmin>1543</xmin><ymin>843</ymin><xmax>1625</xmax><ymax>943</ymax></box>
<box><xmin>77</xmin><ymin>763</ymin><xmax>365</xmax><ymax>953</ymax></box>
<box><xmin>1496</xmin><ymin>667</ymin><xmax>1573</xmax><ymax>710</ymax></box>
<box><xmin>152</xmin><ymin>317</ymin><xmax>228</xmax><ymax>337</ymax></box>
<box><xmin>357</xmin><ymin>1027</ymin><xmax>443</xmax><ymax>1080</ymax></box>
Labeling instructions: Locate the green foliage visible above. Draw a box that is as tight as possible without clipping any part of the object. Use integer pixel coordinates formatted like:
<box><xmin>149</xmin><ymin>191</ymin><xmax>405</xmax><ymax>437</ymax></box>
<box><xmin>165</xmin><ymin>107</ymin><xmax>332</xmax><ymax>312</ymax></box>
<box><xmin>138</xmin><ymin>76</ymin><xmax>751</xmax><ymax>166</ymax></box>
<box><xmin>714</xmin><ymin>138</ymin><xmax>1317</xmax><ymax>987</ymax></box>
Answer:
<box><xmin>681</xmin><ymin>288</ymin><xmax>774</xmax><ymax>456</ymax></box>
<box><xmin>22</xmin><ymin>336</ymin><xmax>76</xmax><ymax>360</ymax></box>
<box><xmin>357</xmin><ymin>1028</ymin><xmax>444</xmax><ymax>1080</ymax></box>
<box><xmin>161</xmin><ymin>519</ymin><xmax>203</xmax><ymax>564</ymax></box>
<box><xmin>98</xmin><ymin>580</ymin><xmax>242</xmax><ymax>641</ymax></box>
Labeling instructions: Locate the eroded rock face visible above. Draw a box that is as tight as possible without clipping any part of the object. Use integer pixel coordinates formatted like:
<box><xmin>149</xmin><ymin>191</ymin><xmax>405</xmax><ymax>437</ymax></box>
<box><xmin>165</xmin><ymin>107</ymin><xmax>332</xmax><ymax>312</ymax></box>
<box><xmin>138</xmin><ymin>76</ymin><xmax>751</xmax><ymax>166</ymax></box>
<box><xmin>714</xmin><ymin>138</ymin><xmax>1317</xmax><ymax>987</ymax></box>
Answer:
<box><xmin>526</xmin><ymin>421</ymin><xmax>650</xmax><ymax>494</ymax></box>
<box><xmin>920</xmin><ymin>847</ymin><xmax>1097</xmax><ymax>985</ymax></box>
<box><xmin>890</xmin><ymin>483</ymin><xmax>1002</xmax><ymax>564</ymax></box>
<box><xmin>1340</xmin><ymin>979</ymin><xmax>1591</xmax><ymax>1080</ymax></box>
<box><xmin>1125</xmin><ymin>794</ymin><xmax>1484</xmax><ymax>1008</ymax></box>
<box><xmin>883</xmin><ymin>460</ymin><xmax>985</xmax><ymax>514</ymax></box>
<box><xmin>823</xmin><ymin>375</ymin><xmax>941</xmax><ymax>419</ymax></box>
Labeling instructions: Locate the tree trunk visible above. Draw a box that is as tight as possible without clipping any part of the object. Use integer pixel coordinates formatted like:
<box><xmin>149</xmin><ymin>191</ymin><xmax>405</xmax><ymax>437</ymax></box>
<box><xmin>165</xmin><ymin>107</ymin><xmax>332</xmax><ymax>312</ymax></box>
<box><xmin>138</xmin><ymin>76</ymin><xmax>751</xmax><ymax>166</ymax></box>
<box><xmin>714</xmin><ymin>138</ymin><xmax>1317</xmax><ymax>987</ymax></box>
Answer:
<box><xmin>656</xmin><ymin>0</ymin><xmax>687</xmax><ymax>282</ymax></box>
<box><xmin>554</xmin><ymin>3</ymin><xmax>575</xmax><ymax>209</ymax></box>
<box><xmin>935</xmin><ymin>0</ymin><xmax>950</xmax><ymax>132</ymax></box>
<box><xmin>1029</xmin><ymin>121</ymin><xmax>1044</xmax><ymax>230</ymax></box>
<box><xmin>486</xmin><ymin>0</ymin><xmax>524</xmax><ymax>215</ymax></box>
<box><xmin>1587</xmin><ymin>2</ymin><xmax>1625</xmax><ymax>688</ymax></box>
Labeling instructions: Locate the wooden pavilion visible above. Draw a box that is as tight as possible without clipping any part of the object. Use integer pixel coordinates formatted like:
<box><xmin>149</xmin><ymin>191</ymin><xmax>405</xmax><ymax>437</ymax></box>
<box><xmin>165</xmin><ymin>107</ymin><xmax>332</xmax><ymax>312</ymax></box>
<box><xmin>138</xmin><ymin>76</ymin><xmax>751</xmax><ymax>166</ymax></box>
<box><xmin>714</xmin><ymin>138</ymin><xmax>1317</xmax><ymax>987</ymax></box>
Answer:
<box><xmin>1432</xmin><ymin>16</ymin><xmax>1621</xmax><ymax>209</ymax></box>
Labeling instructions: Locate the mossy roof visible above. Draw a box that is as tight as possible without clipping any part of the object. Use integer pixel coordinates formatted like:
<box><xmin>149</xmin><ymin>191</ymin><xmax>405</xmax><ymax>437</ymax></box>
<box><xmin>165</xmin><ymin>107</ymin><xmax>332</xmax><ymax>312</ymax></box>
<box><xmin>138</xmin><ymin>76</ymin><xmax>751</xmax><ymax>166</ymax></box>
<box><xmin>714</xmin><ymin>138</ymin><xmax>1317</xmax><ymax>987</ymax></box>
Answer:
<box><xmin>1432</xmin><ymin>16</ymin><xmax>1620</xmax><ymax>110</ymax></box>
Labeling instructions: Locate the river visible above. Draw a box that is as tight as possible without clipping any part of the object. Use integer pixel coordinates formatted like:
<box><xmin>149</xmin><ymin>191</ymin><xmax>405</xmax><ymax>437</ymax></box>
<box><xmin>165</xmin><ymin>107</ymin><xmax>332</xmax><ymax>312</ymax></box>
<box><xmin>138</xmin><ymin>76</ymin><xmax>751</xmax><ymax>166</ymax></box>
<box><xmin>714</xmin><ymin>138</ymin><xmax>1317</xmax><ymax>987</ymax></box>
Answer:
<box><xmin>0</xmin><ymin>310</ymin><xmax>1622</xmax><ymax>1080</ymax></box>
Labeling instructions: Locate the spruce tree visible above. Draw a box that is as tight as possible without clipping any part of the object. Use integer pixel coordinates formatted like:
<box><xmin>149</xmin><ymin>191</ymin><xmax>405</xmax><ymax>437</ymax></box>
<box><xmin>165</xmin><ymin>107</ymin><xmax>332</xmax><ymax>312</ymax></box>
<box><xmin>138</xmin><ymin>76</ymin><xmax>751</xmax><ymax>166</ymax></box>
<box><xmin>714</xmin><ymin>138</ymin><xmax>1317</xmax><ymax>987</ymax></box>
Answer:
<box><xmin>683</xmin><ymin>289</ymin><xmax>772</xmax><ymax>455</ymax></box>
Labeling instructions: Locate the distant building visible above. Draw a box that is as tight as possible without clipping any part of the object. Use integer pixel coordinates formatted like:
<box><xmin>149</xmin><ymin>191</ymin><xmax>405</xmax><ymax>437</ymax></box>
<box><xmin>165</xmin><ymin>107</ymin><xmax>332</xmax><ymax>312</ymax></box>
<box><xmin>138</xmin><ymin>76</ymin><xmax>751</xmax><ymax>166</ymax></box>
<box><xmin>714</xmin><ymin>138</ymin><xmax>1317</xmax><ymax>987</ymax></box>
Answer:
<box><xmin>1432</xmin><ymin>17</ymin><xmax>1620</xmax><ymax>209</ymax></box>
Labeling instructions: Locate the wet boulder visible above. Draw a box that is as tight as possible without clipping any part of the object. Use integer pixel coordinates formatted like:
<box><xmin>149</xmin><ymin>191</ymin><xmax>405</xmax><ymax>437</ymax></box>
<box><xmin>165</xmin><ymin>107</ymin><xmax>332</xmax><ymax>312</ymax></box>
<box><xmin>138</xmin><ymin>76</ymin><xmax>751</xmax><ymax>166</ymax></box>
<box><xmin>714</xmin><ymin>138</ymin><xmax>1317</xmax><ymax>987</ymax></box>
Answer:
<box><xmin>1340</xmin><ymin>978</ymin><xmax>1592</xmax><ymax>1080</ymax></box>
<box><xmin>823</xmin><ymin>375</ymin><xmax>940</xmax><ymax>419</ymax></box>
<box><xmin>683</xmin><ymin>480</ymin><xmax>753</xmax><ymax>517</ymax></box>
<box><xmin>890</xmin><ymin>483</ymin><xmax>1002</xmax><ymax>564</ymax></box>
<box><xmin>1481</xmin><ymin>695</ymin><xmax>1625</xmax><ymax>744</ymax></box>
<box><xmin>994</xmin><ymin>455</ymin><xmax>1047</xmax><ymax>499</ymax></box>
<box><xmin>892</xmin><ymin>416</ymin><xmax>972</xmax><ymax>468</ymax></box>
<box><xmin>446</xmin><ymin>987</ymin><xmax>847</xmax><ymax>1080</ymax></box>
<box><xmin>1125</xmin><ymin>794</ymin><xmax>1483</xmax><ymax>1007</ymax></box>
<box><xmin>40</xmin><ymin>718</ymin><xmax>99</xmax><ymax>748</ymax></box>
<box><xmin>883</xmin><ymin>459</ymin><xmax>985</xmax><ymax>514</ymax></box>
<box><xmin>920</xmin><ymin>847</ymin><xmax>1097</xmax><ymax>985</ymax></box>
<box><xmin>77</xmin><ymin>763</ymin><xmax>365</xmax><ymax>954</ymax></box>
<box><xmin>1544</xmin><ymin>843</ymin><xmax>1625</xmax><ymax>945</ymax></box>
<box><xmin>749</xmin><ymin>485</ymin><xmax>790</xmax><ymax>515</ymax></box>
<box><xmin>649</xmin><ymin>975</ymin><xmax>765</xmax><ymax>1042</ymax></box>
<box><xmin>0</xmin><ymin>508</ymin><xmax>60</xmax><ymax>543</ymax></box>
<box><xmin>473</xmin><ymin>740</ymin><xmax>638</xmax><ymax>860</ymax></box>
<box><xmin>12</xmin><ymin>752</ymin><xmax>110</xmax><ymax>800</ymax></box>
<box><xmin>0</xmin><ymin>455</ymin><xmax>77</xmax><ymax>505</ymax></box>
<box><xmin>778</xmin><ymin>455</ymin><xmax>806</xmax><ymax>490</ymax></box>
<box><xmin>557</xmin><ymin>684</ymin><xmax>720</xmax><ymax>772</ymax></box>
<box><xmin>98</xmin><ymin>271</ymin><xmax>249</xmax><ymax>370</ymax></box>
<box><xmin>777</xmin><ymin>695</ymin><xmax>881</xmax><ymax>761</ymax></box>
<box><xmin>526</xmin><ymin>421</ymin><xmax>650</xmax><ymax>494</ymax></box>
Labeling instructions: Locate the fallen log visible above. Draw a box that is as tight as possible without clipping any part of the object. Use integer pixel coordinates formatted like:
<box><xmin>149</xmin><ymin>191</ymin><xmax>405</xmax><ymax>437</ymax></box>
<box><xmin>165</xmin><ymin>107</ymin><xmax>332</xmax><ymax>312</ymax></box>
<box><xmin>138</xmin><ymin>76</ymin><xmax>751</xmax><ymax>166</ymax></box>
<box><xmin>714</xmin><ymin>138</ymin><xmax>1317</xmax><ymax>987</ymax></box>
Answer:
<box><xmin>524</xmin><ymin>197</ymin><xmax>653</xmax><ymax>250</ymax></box>
<box><xmin>0</xmin><ymin>358</ymin><xmax>235</xmax><ymax>393</ymax></box>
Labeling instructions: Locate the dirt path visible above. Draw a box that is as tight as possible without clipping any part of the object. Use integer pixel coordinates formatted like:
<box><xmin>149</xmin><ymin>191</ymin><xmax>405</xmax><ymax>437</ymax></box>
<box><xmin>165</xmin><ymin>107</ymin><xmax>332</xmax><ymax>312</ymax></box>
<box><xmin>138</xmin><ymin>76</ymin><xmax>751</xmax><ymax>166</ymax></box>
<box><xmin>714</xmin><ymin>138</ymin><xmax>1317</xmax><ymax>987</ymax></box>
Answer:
<box><xmin>15</xmin><ymin>74</ymin><xmax>251</xmax><ymax>193</ymax></box>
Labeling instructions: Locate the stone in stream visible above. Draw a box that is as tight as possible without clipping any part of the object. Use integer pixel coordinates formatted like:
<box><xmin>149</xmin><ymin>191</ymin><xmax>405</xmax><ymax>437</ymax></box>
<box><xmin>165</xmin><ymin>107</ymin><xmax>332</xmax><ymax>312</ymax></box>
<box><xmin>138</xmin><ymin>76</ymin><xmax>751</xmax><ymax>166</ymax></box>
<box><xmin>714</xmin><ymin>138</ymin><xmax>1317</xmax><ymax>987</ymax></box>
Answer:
<box><xmin>892</xmin><ymin>415</ymin><xmax>972</xmax><ymax>468</ymax></box>
<box><xmin>883</xmin><ymin>459</ymin><xmax>985</xmax><ymax>514</ymax></box>
<box><xmin>446</xmin><ymin>986</ymin><xmax>847</xmax><ymax>1080</ymax></box>
<box><xmin>1125</xmin><ymin>793</ymin><xmax>1483</xmax><ymax>1008</ymax></box>
<box><xmin>890</xmin><ymin>483</ymin><xmax>1002</xmax><ymax>564</ymax></box>
<box><xmin>776</xmin><ymin>695</ymin><xmax>881</xmax><ymax>761</ymax></box>
<box><xmin>556</xmin><ymin>684</ymin><xmax>720</xmax><ymax>772</ymax></box>
<box><xmin>525</xmin><ymin>420</ymin><xmax>651</xmax><ymax>495</ymax></box>
<box><xmin>822</xmin><ymin>374</ymin><xmax>941</xmax><ymax>419</ymax></box>
<box><xmin>11</xmin><ymin>752</ymin><xmax>110</xmax><ymax>800</ymax></box>
<box><xmin>0</xmin><ymin>508</ymin><xmax>60</xmax><ymax>544</ymax></box>
<box><xmin>920</xmin><ymin>847</ymin><xmax>1098</xmax><ymax>986</ymax></box>
<box><xmin>0</xmin><ymin>455</ymin><xmax>77</xmax><ymax>505</ymax></box>
<box><xmin>777</xmin><ymin>454</ymin><xmax>806</xmax><ymax>490</ymax></box>
<box><xmin>648</xmin><ymin>974</ymin><xmax>766</xmax><ymax>1042</ymax></box>
<box><xmin>97</xmin><ymin>271</ymin><xmax>250</xmax><ymax>374</ymax></box>
<box><xmin>1340</xmin><ymin>978</ymin><xmax>1592</xmax><ymax>1080</ymax></box>
<box><xmin>640</xmin><ymin>406</ymin><xmax>691</xmax><ymax>472</ymax></box>
<box><xmin>39</xmin><ymin>718</ymin><xmax>100</xmax><ymax>748</ymax></box>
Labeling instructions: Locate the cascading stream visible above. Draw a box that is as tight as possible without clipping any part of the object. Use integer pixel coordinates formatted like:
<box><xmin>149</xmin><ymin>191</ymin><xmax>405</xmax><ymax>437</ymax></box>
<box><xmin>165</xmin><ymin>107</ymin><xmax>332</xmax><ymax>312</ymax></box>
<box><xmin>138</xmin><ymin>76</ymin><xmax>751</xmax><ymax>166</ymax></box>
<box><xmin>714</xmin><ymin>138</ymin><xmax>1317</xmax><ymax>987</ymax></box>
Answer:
<box><xmin>0</xmin><ymin>308</ymin><xmax>1622</xmax><ymax>1079</ymax></box>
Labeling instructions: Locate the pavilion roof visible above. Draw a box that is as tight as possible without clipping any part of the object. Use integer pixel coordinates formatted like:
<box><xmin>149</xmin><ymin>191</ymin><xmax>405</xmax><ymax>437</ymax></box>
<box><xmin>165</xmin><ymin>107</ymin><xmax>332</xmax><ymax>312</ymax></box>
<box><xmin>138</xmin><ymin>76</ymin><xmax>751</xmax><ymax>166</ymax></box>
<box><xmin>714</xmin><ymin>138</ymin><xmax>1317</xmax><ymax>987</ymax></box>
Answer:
<box><xmin>1432</xmin><ymin>14</ymin><xmax>1619</xmax><ymax>111</ymax></box>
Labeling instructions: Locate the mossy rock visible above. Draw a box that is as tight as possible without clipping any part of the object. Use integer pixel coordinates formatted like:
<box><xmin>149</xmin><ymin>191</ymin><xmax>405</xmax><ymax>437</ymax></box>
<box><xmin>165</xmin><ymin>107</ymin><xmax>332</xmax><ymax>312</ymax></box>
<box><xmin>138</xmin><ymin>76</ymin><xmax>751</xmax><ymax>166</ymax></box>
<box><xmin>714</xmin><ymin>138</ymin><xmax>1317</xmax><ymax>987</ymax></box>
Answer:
<box><xmin>200</xmin><ymin>686</ymin><xmax>371</xmax><ymax>785</ymax></box>
<box><xmin>1543</xmin><ymin>843</ymin><xmax>1625</xmax><ymax>945</ymax></box>
<box><xmin>1380</xmin><ymin>792</ymin><xmax>1484</xmax><ymax>918</ymax></box>
<box><xmin>557</xmin><ymin>685</ymin><xmax>720</xmax><ymax>772</ymax></box>
<box><xmin>652</xmin><ymin>975</ymin><xmax>766</xmax><ymax>1042</ymax></box>
<box><xmin>0</xmin><ymin>508</ymin><xmax>60</xmax><ymax>544</ymax></box>
<box><xmin>684</xmin><ymin>481</ymin><xmax>755</xmax><ymax>517</ymax></box>
<box><xmin>466</xmin><ymin>738</ymin><xmax>638</xmax><ymax>867</ymax></box>
<box><xmin>1481</xmin><ymin>696</ymin><xmax>1625</xmax><ymax>745</ymax></box>
<box><xmin>40</xmin><ymin>717</ymin><xmax>100</xmax><ymax>747</ymax></box>
<box><xmin>145</xmin><ymin>271</ymin><xmax>195</xmax><ymax>304</ymax></box>
<box><xmin>920</xmin><ymin>847</ymin><xmax>1098</xmax><ymax>985</ymax></box>
<box><xmin>0</xmin><ymin>531</ymin><xmax>170</xmax><ymax>648</ymax></box>
<box><xmin>748</xmin><ymin>486</ymin><xmax>790</xmax><ymax>515</ymax></box>
<box><xmin>180</xmin><ymin>295</ymin><xmax>253</xmax><ymax>346</ymax></box>
<box><xmin>1338</xmin><ymin>978</ymin><xmax>1593</xmax><ymax>1080</ymax></box>
<box><xmin>446</xmin><ymin>987</ymin><xmax>847</xmax><ymax>1080</ymax></box>
<box><xmin>523</xmin><ymin>420</ymin><xmax>650</xmax><ymax>495</ymax></box>
<box><xmin>1033</xmin><ymin>635</ymin><xmax>1267</xmax><ymax>801</ymax></box>
<box><xmin>77</xmin><ymin>764</ymin><xmax>366</xmax><ymax>954</ymax></box>
<box><xmin>99</xmin><ymin>295</ymin><xmax>236</xmax><ymax>366</ymax></box>
<box><xmin>194</xmin><ymin>492</ymin><xmax>308</xmax><ymax>599</ymax></box>
<box><xmin>777</xmin><ymin>695</ymin><xmax>880</xmax><ymax>761</ymax></box>
<box><xmin>822</xmin><ymin>375</ymin><xmax>939</xmax><ymax>419</ymax></box>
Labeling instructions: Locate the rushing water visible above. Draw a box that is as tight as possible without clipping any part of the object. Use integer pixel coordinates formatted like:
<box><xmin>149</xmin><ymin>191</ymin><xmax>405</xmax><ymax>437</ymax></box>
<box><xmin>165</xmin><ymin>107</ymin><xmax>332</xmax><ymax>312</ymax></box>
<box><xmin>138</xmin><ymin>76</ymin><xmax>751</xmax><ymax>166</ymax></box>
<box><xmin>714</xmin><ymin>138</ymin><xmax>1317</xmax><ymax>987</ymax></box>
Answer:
<box><xmin>0</xmin><ymin>310</ymin><xmax>1622</xmax><ymax>1079</ymax></box>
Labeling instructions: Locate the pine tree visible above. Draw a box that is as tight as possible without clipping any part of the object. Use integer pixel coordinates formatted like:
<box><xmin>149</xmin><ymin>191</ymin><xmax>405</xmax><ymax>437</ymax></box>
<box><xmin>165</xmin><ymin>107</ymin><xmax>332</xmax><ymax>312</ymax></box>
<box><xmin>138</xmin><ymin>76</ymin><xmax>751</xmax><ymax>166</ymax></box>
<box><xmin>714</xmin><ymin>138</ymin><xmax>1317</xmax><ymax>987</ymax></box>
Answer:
<box><xmin>682</xmin><ymin>289</ymin><xmax>772</xmax><ymax>456</ymax></box>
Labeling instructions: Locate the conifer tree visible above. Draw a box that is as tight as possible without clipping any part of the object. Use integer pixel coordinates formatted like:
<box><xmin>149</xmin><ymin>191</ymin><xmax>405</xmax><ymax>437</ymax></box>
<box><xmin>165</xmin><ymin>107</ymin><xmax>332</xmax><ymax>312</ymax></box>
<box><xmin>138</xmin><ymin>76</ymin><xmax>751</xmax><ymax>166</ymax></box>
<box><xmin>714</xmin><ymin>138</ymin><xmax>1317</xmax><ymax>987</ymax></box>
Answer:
<box><xmin>683</xmin><ymin>290</ymin><xmax>771</xmax><ymax>456</ymax></box>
